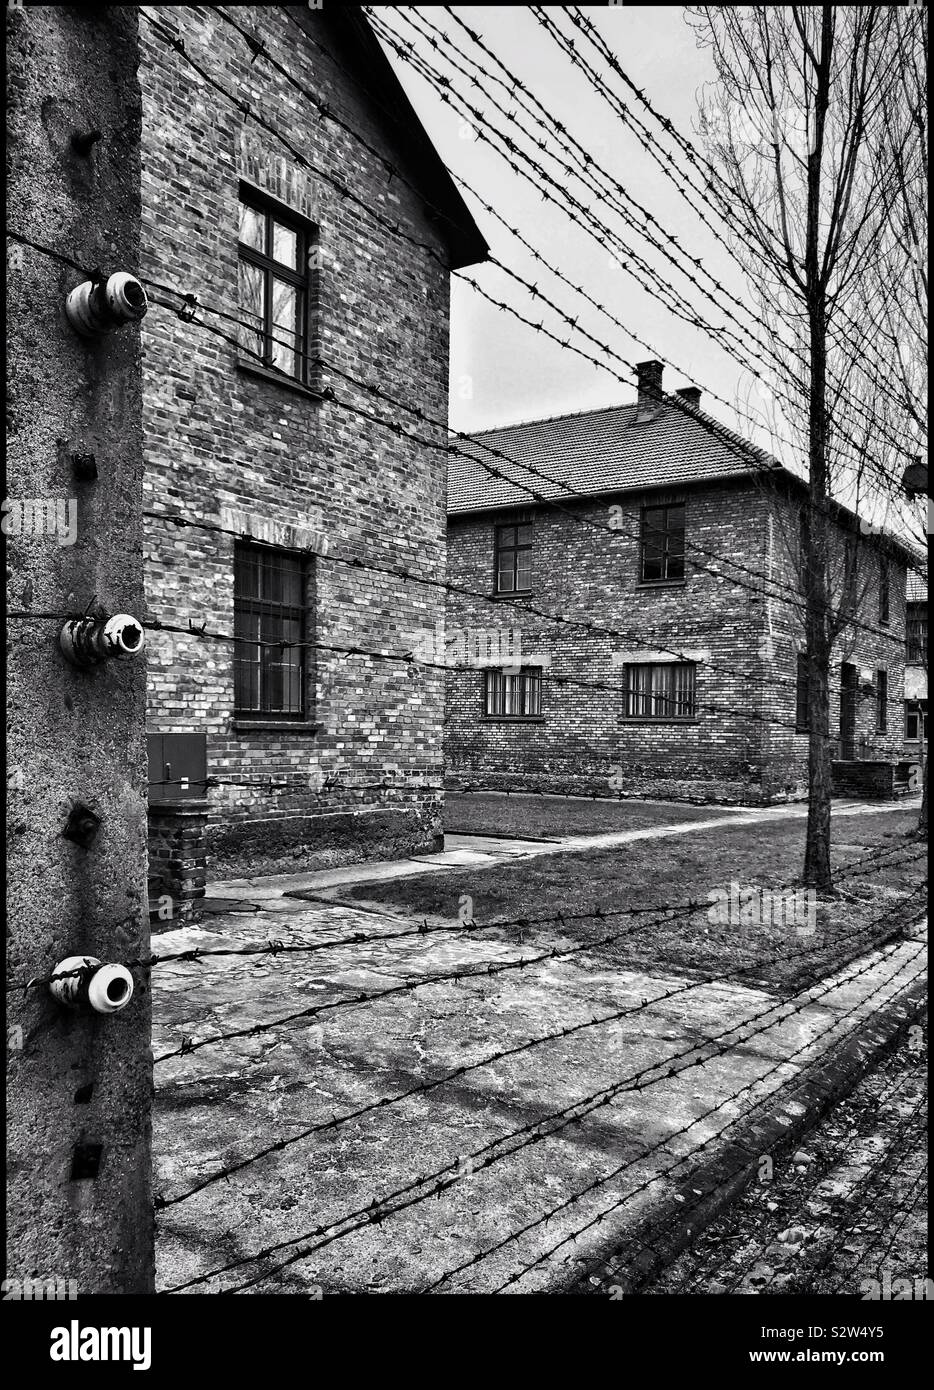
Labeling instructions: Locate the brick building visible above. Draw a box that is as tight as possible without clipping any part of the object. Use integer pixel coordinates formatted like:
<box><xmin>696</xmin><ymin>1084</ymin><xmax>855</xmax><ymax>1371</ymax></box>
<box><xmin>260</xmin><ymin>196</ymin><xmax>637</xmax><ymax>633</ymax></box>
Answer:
<box><xmin>138</xmin><ymin>5</ymin><xmax>486</xmax><ymax>893</ymax></box>
<box><xmin>445</xmin><ymin>361</ymin><xmax>918</xmax><ymax>805</ymax></box>
<box><xmin>904</xmin><ymin>572</ymin><xmax>928</xmax><ymax>758</ymax></box>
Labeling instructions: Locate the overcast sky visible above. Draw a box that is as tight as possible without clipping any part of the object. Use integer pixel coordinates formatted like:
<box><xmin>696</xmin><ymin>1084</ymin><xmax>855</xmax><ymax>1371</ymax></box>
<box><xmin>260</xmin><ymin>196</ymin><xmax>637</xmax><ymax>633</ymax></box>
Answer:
<box><xmin>372</xmin><ymin>5</ymin><xmax>773</xmax><ymax>445</ymax></box>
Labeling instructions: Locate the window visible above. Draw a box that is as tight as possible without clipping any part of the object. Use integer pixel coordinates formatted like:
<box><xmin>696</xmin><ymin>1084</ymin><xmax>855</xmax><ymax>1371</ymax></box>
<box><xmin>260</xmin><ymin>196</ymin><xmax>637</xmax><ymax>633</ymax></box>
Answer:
<box><xmin>795</xmin><ymin>652</ymin><xmax>810</xmax><ymax>732</ymax></box>
<box><xmin>876</xmin><ymin>669</ymin><xmax>887</xmax><ymax>732</ymax></box>
<box><xmin>623</xmin><ymin>662</ymin><xmax>696</xmax><ymax>719</ymax></box>
<box><xmin>641</xmin><ymin>503</ymin><xmax>685</xmax><ymax>582</ymax></box>
<box><xmin>238</xmin><ymin>186</ymin><xmax>313</xmax><ymax>383</ymax></box>
<box><xmin>494</xmin><ymin>521</ymin><xmax>532</xmax><ymax>594</ymax></box>
<box><xmin>907</xmin><ymin>614</ymin><xmax>927</xmax><ymax>664</ymax></box>
<box><xmin>905</xmin><ymin>706</ymin><xmax>927</xmax><ymax>742</ymax></box>
<box><xmin>879</xmin><ymin>557</ymin><xmax>890</xmax><ymax>624</ymax></box>
<box><xmin>234</xmin><ymin>545</ymin><xmax>308</xmax><ymax>718</ymax></box>
<box><xmin>484</xmin><ymin>667</ymin><xmax>542</xmax><ymax>717</ymax></box>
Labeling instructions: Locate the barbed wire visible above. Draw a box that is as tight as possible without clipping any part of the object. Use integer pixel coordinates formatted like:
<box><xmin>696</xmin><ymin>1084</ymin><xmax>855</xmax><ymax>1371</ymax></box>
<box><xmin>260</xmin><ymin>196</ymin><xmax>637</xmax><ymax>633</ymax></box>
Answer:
<box><xmin>563</xmin><ymin>4</ymin><xmax>917</xmax><ymax>413</ymax></box>
<box><xmin>402</xmin><ymin>1</ymin><xmax>914</xmax><ymax>479</ymax></box>
<box><xmin>151</xmin><ymin>850</ymin><xmax>928</xmax><ymax>1067</ymax></box>
<box><xmin>8</xmin><ymin>832</ymin><xmax>922</xmax><ymax>996</ymax></box>
<box><xmin>751</xmin><ymin>1107</ymin><xmax>928</xmax><ymax>1297</ymax></box>
<box><xmin>9</xmin><ymin>222</ymin><xmax>923</xmax><ymax>656</ymax></box>
<box><xmin>559</xmin><ymin>999</ymin><xmax>929</xmax><ymax>1298</ymax></box>
<box><xmin>150</xmin><ymin>861</ymin><xmax>925</xmax><ymax>1216</ymax></box>
<box><xmin>160</xmin><ymin>911</ymin><xmax>925</xmax><ymax>1293</ymax></box>
<box><xmin>551</xmin><ymin>4</ymin><xmax>919</xmax><ymax>452</ymax></box>
<box><xmin>427</xmin><ymin>930</ymin><xmax>928</xmax><ymax>1293</ymax></box>
<box><xmin>142</xmin><ymin>488</ymin><xmax>920</xmax><ymax>714</ymax></box>
<box><xmin>137</xmin><ymin>5</ymin><xmax>927</xmax><ymax>558</ymax></box>
<box><xmin>137</xmin><ymin>7</ymin><xmax>447</xmax><ymax>272</ymax></box>
<box><xmin>654</xmin><ymin>1035</ymin><xmax>927</xmax><ymax>1295</ymax></box>
<box><xmin>369</xmin><ymin>5</ymin><xmax>923</xmax><ymax>505</ymax></box>
<box><xmin>166</xmin><ymin>940</ymin><xmax>926</xmax><ymax>1294</ymax></box>
<box><xmin>282</xmin><ymin>1</ymin><xmax>923</xmax><ymax>540</ymax></box>
<box><xmin>740</xmin><ymin>1098</ymin><xmax>927</xmax><ymax>1297</ymax></box>
<box><xmin>824</xmin><ymin>1167</ymin><xmax>928</xmax><ymax>1296</ymax></box>
<box><xmin>6</xmin><ymin>591</ymin><xmax>912</xmax><ymax>754</ymax></box>
<box><xmin>491</xmin><ymin>1006</ymin><xmax>929</xmax><ymax>1296</ymax></box>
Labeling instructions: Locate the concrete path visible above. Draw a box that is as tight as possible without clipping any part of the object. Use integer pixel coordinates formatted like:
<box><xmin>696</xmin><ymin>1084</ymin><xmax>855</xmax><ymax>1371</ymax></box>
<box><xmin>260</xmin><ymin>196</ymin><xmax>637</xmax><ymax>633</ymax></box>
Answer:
<box><xmin>208</xmin><ymin>796</ymin><xmax>921</xmax><ymax>905</ymax></box>
<box><xmin>152</xmin><ymin>886</ymin><xmax>926</xmax><ymax>1295</ymax></box>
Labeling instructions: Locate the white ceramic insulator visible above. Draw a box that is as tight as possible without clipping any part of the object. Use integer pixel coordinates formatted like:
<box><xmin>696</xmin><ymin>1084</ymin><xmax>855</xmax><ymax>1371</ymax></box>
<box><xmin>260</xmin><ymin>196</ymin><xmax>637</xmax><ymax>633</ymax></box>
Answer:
<box><xmin>87</xmin><ymin>963</ymin><xmax>134</xmax><ymax>1014</ymax></box>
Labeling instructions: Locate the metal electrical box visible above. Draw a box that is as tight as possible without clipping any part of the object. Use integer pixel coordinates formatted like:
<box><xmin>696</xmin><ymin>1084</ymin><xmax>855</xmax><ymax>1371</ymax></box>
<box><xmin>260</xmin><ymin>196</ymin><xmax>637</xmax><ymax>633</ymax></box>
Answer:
<box><xmin>147</xmin><ymin>733</ymin><xmax>208</xmax><ymax>801</ymax></box>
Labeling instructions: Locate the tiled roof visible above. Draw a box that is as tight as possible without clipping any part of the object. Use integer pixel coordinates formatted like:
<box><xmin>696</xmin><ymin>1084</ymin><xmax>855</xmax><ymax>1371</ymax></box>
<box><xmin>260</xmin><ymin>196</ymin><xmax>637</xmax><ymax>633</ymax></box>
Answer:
<box><xmin>447</xmin><ymin>397</ymin><xmax>780</xmax><ymax>514</ymax></box>
<box><xmin>447</xmin><ymin>395</ymin><xmax>924</xmax><ymax>567</ymax></box>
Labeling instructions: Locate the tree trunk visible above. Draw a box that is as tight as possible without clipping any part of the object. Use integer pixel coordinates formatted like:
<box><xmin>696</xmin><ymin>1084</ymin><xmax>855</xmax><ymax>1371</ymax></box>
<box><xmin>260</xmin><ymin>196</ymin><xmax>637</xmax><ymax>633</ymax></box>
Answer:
<box><xmin>802</xmin><ymin>7</ymin><xmax>835</xmax><ymax>894</ymax></box>
<box><xmin>802</xmin><ymin>302</ymin><xmax>835</xmax><ymax>891</ymax></box>
<box><xmin>803</xmin><ymin>632</ymin><xmax>834</xmax><ymax>889</ymax></box>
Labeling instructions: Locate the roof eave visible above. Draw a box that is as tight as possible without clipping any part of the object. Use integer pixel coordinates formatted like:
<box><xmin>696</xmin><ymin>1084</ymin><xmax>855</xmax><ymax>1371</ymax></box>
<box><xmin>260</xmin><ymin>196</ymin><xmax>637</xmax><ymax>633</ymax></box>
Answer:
<box><xmin>322</xmin><ymin>6</ymin><xmax>488</xmax><ymax>270</ymax></box>
<box><xmin>446</xmin><ymin>467</ymin><xmax>776</xmax><ymax>518</ymax></box>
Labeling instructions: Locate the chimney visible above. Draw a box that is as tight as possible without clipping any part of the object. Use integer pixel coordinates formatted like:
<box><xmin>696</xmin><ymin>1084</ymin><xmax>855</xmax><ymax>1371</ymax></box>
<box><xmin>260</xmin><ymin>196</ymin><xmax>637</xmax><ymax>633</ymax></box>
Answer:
<box><xmin>676</xmin><ymin>386</ymin><xmax>701</xmax><ymax>409</ymax></box>
<box><xmin>634</xmin><ymin>359</ymin><xmax>664</xmax><ymax>422</ymax></box>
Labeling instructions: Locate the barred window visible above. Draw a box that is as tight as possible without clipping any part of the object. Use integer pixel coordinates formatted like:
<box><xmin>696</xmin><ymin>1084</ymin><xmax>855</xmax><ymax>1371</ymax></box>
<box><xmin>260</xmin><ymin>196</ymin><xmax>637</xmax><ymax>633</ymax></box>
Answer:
<box><xmin>796</xmin><ymin>652</ymin><xmax>810</xmax><ymax>731</ymax></box>
<box><xmin>641</xmin><ymin>503</ymin><xmax>685</xmax><ymax>582</ymax></box>
<box><xmin>623</xmin><ymin>662</ymin><xmax>696</xmax><ymax>719</ymax></box>
<box><xmin>234</xmin><ymin>545</ymin><xmax>308</xmax><ymax>718</ymax></box>
<box><xmin>238</xmin><ymin>185</ymin><xmax>314</xmax><ymax>383</ymax></box>
<box><xmin>485</xmin><ymin>666</ymin><xmax>542</xmax><ymax>717</ymax></box>
<box><xmin>494</xmin><ymin>522</ymin><xmax>532</xmax><ymax>594</ymax></box>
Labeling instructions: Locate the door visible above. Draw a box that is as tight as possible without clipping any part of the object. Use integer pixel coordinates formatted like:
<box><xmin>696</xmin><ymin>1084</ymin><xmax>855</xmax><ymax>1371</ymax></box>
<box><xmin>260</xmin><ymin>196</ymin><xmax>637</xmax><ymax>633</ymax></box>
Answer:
<box><xmin>839</xmin><ymin>663</ymin><xmax>857</xmax><ymax>760</ymax></box>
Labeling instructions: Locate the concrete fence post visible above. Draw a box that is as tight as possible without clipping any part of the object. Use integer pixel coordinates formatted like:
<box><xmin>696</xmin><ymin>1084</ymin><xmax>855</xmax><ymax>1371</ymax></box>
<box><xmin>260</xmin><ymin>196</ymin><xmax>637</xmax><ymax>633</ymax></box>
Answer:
<box><xmin>6</xmin><ymin>5</ymin><xmax>153</xmax><ymax>1293</ymax></box>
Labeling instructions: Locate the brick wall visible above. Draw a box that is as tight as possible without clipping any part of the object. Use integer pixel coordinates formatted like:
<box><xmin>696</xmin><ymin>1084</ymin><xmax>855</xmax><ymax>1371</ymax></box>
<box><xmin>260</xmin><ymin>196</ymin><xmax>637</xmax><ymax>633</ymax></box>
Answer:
<box><xmin>148</xmin><ymin>800</ymin><xmax>209</xmax><ymax>927</ymax></box>
<box><xmin>139</xmin><ymin>6</ymin><xmax>457</xmax><ymax>875</ymax></box>
<box><xmin>445</xmin><ymin>481</ymin><xmax>772</xmax><ymax>804</ymax></box>
<box><xmin>758</xmin><ymin>490</ymin><xmax>908</xmax><ymax>800</ymax></box>
<box><xmin>445</xmin><ymin>477</ymin><xmax>909</xmax><ymax>805</ymax></box>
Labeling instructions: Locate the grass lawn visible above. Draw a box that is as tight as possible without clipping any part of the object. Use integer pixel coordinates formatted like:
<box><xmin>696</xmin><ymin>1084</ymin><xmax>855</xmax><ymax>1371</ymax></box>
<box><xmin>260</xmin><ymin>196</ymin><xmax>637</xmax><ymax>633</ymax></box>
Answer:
<box><xmin>342</xmin><ymin>806</ymin><xmax>926</xmax><ymax>996</ymax></box>
<box><xmin>444</xmin><ymin>792</ymin><xmax>727</xmax><ymax>839</ymax></box>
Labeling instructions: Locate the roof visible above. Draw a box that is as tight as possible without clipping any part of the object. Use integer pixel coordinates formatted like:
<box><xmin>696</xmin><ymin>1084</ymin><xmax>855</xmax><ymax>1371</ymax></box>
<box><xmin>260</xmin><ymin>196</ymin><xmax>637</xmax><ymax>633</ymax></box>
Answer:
<box><xmin>301</xmin><ymin>7</ymin><xmax>487</xmax><ymax>271</ymax></box>
<box><xmin>907</xmin><ymin>571</ymin><xmax>928</xmax><ymax>604</ymax></box>
<box><xmin>448</xmin><ymin>391</ymin><xmax>923</xmax><ymax>568</ymax></box>
<box><xmin>447</xmin><ymin>395</ymin><xmax>781</xmax><ymax>514</ymax></box>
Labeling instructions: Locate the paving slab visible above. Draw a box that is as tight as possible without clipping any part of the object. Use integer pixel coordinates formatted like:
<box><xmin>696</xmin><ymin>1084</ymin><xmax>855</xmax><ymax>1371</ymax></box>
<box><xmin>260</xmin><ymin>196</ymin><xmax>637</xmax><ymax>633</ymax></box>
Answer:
<box><xmin>153</xmin><ymin>891</ymin><xmax>926</xmax><ymax>1295</ymax></box>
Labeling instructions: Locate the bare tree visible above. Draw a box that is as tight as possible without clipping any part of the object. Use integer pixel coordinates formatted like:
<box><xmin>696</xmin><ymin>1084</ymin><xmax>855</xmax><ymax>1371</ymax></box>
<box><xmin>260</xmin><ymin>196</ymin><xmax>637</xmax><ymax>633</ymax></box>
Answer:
<box><xmin>867</xmin><ymin>4</ymin><xmax>928</xmax><ymax>834</ymax></box>
<box><xmin>688</xmin><ymin>5</ymin><xmax>921</xmax><ymax>889</ymax></box>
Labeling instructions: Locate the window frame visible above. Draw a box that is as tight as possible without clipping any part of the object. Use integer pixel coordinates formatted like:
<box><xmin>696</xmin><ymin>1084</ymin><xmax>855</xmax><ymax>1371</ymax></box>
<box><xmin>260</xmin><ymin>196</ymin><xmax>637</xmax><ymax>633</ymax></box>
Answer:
<box><xmin>493</xmin><ymin>520</ymin><xmax>533</xmax><ymax>596</ymax></box>
<box><xmin>905</xmin><ymin>706</ymin><xmax>927</xmax><ymax>742</ymax></box>
<box><xmin>640</xmin><ymin>501</ymin><xmax>686</xmax><ymax>585</ymax></box>
<box><xmin>233</xmin><ymin>542</ymin><xmax>310</xmax><ymax>722</ymax></box>
<box><xmin>622</xmin><ymin>660</ymin><xmax>697</xmax><ymax>722</ymax></box>
<box><xmin>907</xmin><ymin>614</ymin><xmax>927</xmax><ymax>664</ymax></box>
<box><xmin>237</xmin><ymin>183</ymin><xmax>314</xmax><ymax>387</ymax></box>
<box><xmin>876</xmin><ymin>668</ymin><xmax>888</xmax><ymax>733</ymax></box>
<box><xmin>483</xmin><ymin>666</ymin><xmax>543</xmax><ymax>720</ymax></box>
